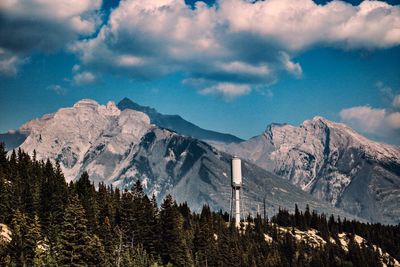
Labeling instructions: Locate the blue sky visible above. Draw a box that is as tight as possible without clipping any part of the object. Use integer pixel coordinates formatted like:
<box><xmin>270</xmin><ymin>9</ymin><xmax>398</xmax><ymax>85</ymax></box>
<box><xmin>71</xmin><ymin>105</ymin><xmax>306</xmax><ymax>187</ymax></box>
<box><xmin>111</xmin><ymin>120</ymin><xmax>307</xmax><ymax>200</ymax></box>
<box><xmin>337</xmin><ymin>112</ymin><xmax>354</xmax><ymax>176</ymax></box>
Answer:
<box><xmin>1</xmin><ymin>0</ymin><xmax>400</xmax><ymax>144</ymax></box>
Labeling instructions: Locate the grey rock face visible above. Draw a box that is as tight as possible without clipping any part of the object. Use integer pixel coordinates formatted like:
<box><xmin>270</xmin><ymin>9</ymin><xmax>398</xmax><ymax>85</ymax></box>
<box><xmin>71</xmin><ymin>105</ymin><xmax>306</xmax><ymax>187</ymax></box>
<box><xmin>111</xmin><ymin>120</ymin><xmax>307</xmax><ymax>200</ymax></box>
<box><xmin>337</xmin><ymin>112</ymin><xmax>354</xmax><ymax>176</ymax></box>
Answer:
<box><xmin>109</xmin><ymin>127</ymin><xmax>357</xmax><ymax>220</ymax></box>
<box><xmin>117</xmin><ymin>97</ymin><xmax>243</xmax><ymax>144</ymax></box>
<box><xmin>13</xmin><ymin>100</ymin><xmax>357</xmax><ymax>221</ymax></box>
<box><xmin>215</xmin><ymin>117</ymin><xmax>400</xmax><ymax>224</ymax></box>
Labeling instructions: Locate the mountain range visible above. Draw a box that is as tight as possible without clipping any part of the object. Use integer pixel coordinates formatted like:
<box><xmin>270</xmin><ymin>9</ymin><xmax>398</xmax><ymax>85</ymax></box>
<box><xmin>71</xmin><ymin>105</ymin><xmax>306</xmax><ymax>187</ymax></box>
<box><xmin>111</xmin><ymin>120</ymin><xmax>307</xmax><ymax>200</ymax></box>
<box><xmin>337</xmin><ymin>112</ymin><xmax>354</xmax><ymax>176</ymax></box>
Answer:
<box><xmin>1</xmin><ymin>98</ymin><xmax>399</xmax><ymax>224</ymax></box>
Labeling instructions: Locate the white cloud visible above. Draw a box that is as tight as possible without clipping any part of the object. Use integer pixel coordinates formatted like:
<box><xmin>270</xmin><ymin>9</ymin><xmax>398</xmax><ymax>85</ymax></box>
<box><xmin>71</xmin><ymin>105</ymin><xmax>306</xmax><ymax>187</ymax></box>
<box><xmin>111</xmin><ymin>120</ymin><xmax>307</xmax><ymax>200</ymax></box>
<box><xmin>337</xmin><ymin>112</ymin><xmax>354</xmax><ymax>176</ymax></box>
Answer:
<box><xmin>376</xmin><ymin>81</ymin><xmax>395</xmax><ymax>100</ymax></box>
<box><xmin>70</xmin><ymin>0</ymin><xmax>400</xmax><ymax>96</ymax></box>
<box><xmin>386</xmin><ymin>112</ymin><xmax>400</xmax><ymax>129</ymax></box>
<box><xmin>280</xmin><ymin>52</ymin><xmax>302</xmax><ymax>78</ymax></box>
<box><xmin>340</xmin><ymin>106</ymin><xmax>386</xmax><ymax>134</ymax></box>
<box><xmin>200</xmin><ymin>83</ymin><xmax>251</xmax><ymax>100</ymax></box>
<box><xmin>117</xmin><ymin>55</ymin><xmax>143</xmax><ymax>67</ymax></box>
<box><xmin>2</xmin><ymin>0</ymin><xmax>399</xmax><ymax>93</ymax></box>
<box><xmin>392</xmin><ymin>95</ymin><xmax>400</xmax><ymax>108</ymax></box>
<box><xmin>73</xmin><ymin>71</ymin><xmax>96</xmax><ymax>85</ymax></box>
<box><xmin>0</xmin><ymin>48</ymin><xmax>26</xmax><ymax>76</ymax></box>
<box><xmin>220</xmin><ymin>0</ymin><xmax>400</xmax><ymax>50</ymax></box>
<box><xmin>47</xmin><ymin>84</ymin><xmax>66</xmax><ymax>95</ymax></box>
<box><xmin>342</xmin><ymin>83</ymin><xmax>400</xmax><ymax>143</ymax></box>
<box><xmin>72</xmin><ymin>64</ymin><xmax>81</xmax><ymax>73</ymax></box>
<box><xmin>0</xmin><ymin>0</ymin><xmax>102</xmax><ymax>75</ymax></box>
<box><xmin>218</xmin><ymin>61</ymin><xmax>270</xmax><ymax>77</ymax></box>
<box><xmin>340</xmin><ymin>106</ymin><xmax>400</xmax><ymax>142</ymax></box>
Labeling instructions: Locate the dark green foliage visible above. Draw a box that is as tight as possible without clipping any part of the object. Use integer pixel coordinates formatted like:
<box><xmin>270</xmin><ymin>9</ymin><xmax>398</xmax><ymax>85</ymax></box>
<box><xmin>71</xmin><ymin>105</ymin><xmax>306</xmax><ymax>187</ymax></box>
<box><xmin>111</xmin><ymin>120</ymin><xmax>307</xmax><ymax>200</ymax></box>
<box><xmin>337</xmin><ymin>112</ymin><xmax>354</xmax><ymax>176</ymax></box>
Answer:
<box><xmin>57</xmin><ymin>194</ymin><xmax>90</xmax><ymax>266</ymax></box>
<box><xmin>0</xmin><ymin>144</ymin><xmax>399</xmax><ymax>267</ymax></box>
<box><xmin>9</xmin><ymin>209</ymin><xmax>29</xmax><ymax>266</ymax></box>
<box><xmin>160</xmin><ymin>194</ymin><xmax>193</xmax><ymax>266</ymax></box>
<box><xmin>75</xmin><ymin>171</ymin><xmax>100</xmax><ymax>233</ymax></box>
<box><xmin>193</xmin><ymin>205</ymin><xmax>216</xmax><ymax>266</ymax></box>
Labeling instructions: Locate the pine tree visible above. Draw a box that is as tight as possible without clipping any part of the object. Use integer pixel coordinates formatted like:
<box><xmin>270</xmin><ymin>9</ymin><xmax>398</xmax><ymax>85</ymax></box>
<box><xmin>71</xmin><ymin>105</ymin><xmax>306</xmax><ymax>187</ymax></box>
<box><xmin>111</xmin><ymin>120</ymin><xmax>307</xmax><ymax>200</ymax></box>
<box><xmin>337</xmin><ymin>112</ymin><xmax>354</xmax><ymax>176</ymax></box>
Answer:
<box><xmin>160</xmin><ymin>194</ymin><xmax>193</xmax><ymax>266</ymax></box>
<box><xmin>119</xmin><ymin>188</ymin><xmax>134</xmax><ymax>246</ymax></box>
<box><xmin>193</xmin><ymin>205</ymin><xmax>216</xmax><ymax>266</ymax></box>
<box><xmin>26</xmin><ymin>215</ymin><xmax>42</xmax><ymax>266</ymax></box>
<box><xmin>57</xmin><ymin>194</ymin><xmax>90</xmax><ymax>266</ymax></box>
<box><xmin>84</xmin><ymin>234</ymin><xmax>106</xmax><ymax>266</ymax></box>
<box><xmin>39</xmin><ymin>160</ymin><xmax>67</xmax><ymax>240</ymax></box>
<box><xmin>0</xmin><ymin>143</ymin><xmax>11</xmax><ymax>223</ymax></box>
<box><xmin>215</xmin><ymin>221</ymin><xmax>241</xmax><ymax>267</ymax></box>
<box><xmin>0</xmin><ymin>169</ymin><xmax>12</xmax><ymax>223</ymax></box>
<box><xmin>97</xmin><ymin>182</ymin><xmax>115</xmax><ymax>226</ymax></box>
<box><xmin>98</xmin><ymin>216</ymin><xmax>116</xmax><ymax>265</ymax></box>
<box><xmin>131</xmin><ymin>180</ymin><xmax>146</xmax><ymax>246</ymax></box>
<box><xmin>76</xmin><ymin>171</ymin><xmax>99</xmax><ymax>233</ymax></box>
<box><xmin>9</xmin><ymin>209</ymin><xmax>29</xmax><ymax>266</ymax></box>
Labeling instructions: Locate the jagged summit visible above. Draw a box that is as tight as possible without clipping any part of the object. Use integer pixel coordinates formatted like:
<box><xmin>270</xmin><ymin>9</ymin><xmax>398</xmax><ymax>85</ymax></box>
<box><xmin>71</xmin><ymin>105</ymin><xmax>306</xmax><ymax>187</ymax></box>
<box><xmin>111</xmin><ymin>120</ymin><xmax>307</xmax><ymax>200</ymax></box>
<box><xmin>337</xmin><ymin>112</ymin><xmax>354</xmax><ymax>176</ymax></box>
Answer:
<box><xmin>2</xmin><ymin>99</ymin><xmax>400</xmax><ymax>223</ymax></box>
<box><xmin>73</xmin><ymin>98</ymin><xmax>99</xmax><ymax>108</ymax></box>
<box><xmin>118</xmin><ymin>97</ymin><xmax>158</xmax><ymax>116</ymax></box>
<box><xmin>8</xmin><ymin>99</ymin><xmax>358</xmax><ymax>220</ymax></box>
<box><xmin>263</xmin><ymin>116</ymin><xmax>399</xmax><ymax>162</ymax></box>
<box><xmin>216</xmin><ymin>116</ymin><xmax>400</xmax><ymax>224</ymax></box>
<box><xmin>18</xmin><ymin>99</ymin><xmax>151</xmax><ymax>181</ymax></box>
<box><xmin>117</xmin><ymin>97</ymin><xmax>243</xmax><ymax>144</ymax></box>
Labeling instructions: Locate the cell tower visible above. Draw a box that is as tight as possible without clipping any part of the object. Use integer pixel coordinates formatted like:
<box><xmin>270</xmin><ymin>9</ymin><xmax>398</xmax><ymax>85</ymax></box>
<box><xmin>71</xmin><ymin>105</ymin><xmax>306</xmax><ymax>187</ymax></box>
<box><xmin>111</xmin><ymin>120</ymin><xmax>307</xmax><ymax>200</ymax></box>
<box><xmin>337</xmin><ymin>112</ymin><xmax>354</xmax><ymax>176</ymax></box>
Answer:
<box><xmin>229</xmin><ymin>156</ymin><xmax>242</xmax><ymax>228</ymax></box>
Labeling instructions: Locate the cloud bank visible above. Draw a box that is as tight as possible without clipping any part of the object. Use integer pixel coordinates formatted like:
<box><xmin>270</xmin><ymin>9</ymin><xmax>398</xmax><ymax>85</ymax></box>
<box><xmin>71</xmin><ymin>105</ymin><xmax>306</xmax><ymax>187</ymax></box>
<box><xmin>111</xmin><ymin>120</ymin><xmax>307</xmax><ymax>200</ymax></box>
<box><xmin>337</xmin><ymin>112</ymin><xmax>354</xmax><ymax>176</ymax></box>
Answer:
<box><xmin>71</xmin><ymin>0</ymin><xmax>400</xmax><ymax>97</ymax></box>
<box><xmin>340</xmin><ymin>85</ymin><xmax>400</xmax><ymax>144</ymax></box>
<box><xmin>0</xmin><ymin>0</ymin><xmax>102</xmax><ymax>75</ymax></box>
<box><xmin>1</xmin><ymin>0</ymin><xmax>400</xmax><ymax>97</ymax></box>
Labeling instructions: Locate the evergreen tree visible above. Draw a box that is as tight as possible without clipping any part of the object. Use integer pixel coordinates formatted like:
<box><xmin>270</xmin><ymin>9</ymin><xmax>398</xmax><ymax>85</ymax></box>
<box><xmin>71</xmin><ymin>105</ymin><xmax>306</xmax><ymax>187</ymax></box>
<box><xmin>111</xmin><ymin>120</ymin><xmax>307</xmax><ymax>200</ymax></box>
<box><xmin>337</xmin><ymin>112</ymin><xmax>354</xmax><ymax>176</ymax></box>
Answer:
<box><xmin>0</xmin><ymin>170</ymin><xmax>12</xmax><ymax>223</ymax></box>
<box><xmin>57</xmin><ymin>194</ymin><xmax>90</xmax><ymax>266</ymax></box>
<box><xmin>0</xmin><ymin>147</ymin><xmax>398</xmax><ymax>267</ymax></box>
<box><xmin>26</xmin><ymin>215</ymin><xmax>42</xmax><ymax>266</ymax></box>
<box><xmin>160</xmin><ymin>194</ymin><xmax>193</xmax><ymax>266</ymax></box>
<box><xmin>193</xmin><ymin>205</ymin><xmax>216</xmax><ymax>266</ymax></box>
<box><xmin>99</xmin><ymin>216</ymin><xmax>116</xmax><ymax>265</ymax></box>
<box><xmin>76</xmin><ymin>171</ymin><xmax>99</xmax><ymax>233</ymax></box>
<box><xmin>84</xmin><ymin>234</ymin><xmax>107</xmax><ymax>266</ymax></box>
<box><xmin>119</xmin><ymin>188</ymin><xmax>134</xmax><ymax>246</ymax></box>
<box><xmin>9</xmin><ymin>209</ymin><xmax>29</xmax><ymax>266</ymax></box>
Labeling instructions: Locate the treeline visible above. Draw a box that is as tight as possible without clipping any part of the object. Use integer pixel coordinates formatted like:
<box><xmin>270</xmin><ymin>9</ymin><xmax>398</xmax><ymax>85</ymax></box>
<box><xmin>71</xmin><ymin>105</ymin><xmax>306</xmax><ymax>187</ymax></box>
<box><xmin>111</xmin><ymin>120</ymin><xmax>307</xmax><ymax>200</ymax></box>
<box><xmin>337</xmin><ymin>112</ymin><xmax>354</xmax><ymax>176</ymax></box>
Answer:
<box><xmin>272</xmin><ymin>205</ymin><xmax>400</xmax><ymax>264</ymax></box>
<box><xmin>0</xmin><ymin>144</ymin><xmax>399</xmax><ymax>266</ymax></box>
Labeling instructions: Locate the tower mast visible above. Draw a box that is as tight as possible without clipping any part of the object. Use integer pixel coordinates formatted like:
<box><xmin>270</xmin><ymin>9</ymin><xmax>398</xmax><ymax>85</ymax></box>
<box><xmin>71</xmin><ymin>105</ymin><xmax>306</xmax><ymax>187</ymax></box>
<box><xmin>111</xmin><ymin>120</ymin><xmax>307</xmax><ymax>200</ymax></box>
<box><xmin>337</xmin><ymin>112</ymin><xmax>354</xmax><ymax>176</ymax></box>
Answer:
<box><xmin>230</xmin><ymin>156</ymin><xmax>242</xmax><ymax>228</ymax></box>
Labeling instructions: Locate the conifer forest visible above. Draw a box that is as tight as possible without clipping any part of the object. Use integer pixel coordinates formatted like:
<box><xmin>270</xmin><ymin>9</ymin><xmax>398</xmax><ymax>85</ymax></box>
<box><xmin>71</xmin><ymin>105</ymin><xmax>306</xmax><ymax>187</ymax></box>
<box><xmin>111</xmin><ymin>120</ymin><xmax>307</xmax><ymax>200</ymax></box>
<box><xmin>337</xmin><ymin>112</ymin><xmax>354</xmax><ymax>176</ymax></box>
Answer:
<box><xmin>0</xmin><ymin>143</ymin><xmax>399</xmax><ymax>267</ymax></box>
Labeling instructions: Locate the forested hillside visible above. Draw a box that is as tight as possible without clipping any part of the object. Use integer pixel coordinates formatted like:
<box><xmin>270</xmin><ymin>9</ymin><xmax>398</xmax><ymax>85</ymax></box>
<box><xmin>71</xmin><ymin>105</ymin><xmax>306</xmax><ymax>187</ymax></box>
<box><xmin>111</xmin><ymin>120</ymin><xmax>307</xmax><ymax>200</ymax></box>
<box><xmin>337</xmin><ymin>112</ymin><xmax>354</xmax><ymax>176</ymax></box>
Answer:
<box><xmin>0</xmin><ymin>144</ymin><xmax>399</xmax><ymax>266</ymax></box>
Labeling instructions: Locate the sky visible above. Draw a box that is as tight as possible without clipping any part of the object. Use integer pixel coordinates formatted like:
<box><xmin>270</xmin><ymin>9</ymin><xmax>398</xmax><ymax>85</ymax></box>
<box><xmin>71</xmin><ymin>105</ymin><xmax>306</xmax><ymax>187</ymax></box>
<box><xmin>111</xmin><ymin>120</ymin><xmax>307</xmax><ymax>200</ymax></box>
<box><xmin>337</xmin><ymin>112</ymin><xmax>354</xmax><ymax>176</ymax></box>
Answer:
<box><xmin>0</xmin><ymin>0</ymin><xmax>400</xmax><ymax>145</ymax></box>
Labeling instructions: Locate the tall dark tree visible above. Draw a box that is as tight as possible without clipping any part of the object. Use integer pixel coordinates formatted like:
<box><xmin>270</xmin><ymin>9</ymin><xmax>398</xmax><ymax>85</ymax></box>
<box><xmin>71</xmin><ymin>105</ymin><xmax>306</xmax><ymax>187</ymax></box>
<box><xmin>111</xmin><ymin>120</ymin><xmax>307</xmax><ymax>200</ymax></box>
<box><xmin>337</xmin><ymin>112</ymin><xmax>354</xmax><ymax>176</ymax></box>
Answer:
<box><xmin>119</xmin><ymin>188</ymin><xmax>134</xmax><ymax>246</ymax></box>
<box><xmin>26</xmin><ymin>214</ymin><xmax>42</xmax><ymax>266</ymax></box>
<box><xmin>9</xmin><ymin>209</ymin><xmax>29</xmax><ymax>266</ymax></box>
<box><xmin>76</xmin><ymin>171</ymin><xmax>99</xmax><ymax>233</ymax></box>
<box><xmin>160</xmin><ymin>194</ymin><xmax>193</xmax><ymax>266</ymax></box>
<box><xmin>0</xmin><ymin>147</ymin><xmax>399</xmax><ymax>267</ymax></box>
<box><xmin>57</xmin><ymin>194</ymin><xmax>90</xmax><ymax>266</ymax></box>
<box><xmin>193</xmin><ymin>205</ymin><xmax>216</xmax><ymax>266</ymax></box>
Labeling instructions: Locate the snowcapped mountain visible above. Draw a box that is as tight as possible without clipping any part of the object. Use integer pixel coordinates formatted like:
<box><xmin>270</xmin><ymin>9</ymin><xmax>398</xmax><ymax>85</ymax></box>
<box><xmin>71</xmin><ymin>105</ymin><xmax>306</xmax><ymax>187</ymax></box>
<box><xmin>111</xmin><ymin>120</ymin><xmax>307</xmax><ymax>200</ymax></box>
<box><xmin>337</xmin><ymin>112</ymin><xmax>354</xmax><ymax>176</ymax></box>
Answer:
<box><xmin>213</xmin><ymin>116</ymin><xmax>400</xmax><ymax>224</ymax></box>
<box><xmin>14</xmin><ymin>99</ymin><xmax>356</xmax><ymax>220</ymax></box>
<box><xmin>117</xmin><ymin>97</ymin><xmax>243</xmax><ymax>143</ymax></box>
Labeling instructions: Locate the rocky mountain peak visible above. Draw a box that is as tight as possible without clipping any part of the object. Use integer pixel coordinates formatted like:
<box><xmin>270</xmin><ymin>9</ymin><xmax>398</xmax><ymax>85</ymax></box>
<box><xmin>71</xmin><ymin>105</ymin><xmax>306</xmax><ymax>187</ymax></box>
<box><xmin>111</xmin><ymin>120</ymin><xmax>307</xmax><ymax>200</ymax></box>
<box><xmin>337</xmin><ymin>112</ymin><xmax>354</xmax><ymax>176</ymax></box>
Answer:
<box><xmin>216</xmin><ymin>116</ymin><xmax>400</xmax><ymax>224</ymax></box>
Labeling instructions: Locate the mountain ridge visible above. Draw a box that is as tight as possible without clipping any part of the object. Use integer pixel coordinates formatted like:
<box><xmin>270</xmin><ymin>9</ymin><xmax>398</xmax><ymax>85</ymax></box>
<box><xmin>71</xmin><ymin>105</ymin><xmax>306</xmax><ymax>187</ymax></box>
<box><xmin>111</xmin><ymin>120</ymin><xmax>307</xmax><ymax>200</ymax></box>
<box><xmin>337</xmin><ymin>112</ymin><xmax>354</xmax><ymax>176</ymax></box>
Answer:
<box><xmin>12</xmin><ymin>99</ymin><xmax>359</xmax><ymax>221</ymax></box>
<box><xmin>213</xmin><ymin>116</ymin><xmax>400</xmax><ymax>224</ymax></box>
<box><xmin>2</xmin><ymin>98</ymin><xmax>400</xmax><ymax>223</ymax></box>
<box><xmin>117</xmin><ymin>97</ymin><xmax>243</xmax><ymax>144</ymax></box>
